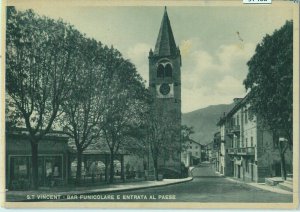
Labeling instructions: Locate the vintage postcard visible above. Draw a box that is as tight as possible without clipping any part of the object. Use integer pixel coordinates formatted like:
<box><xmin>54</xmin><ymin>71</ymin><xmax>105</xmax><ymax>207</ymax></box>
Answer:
<box><xmin>1</xmin><ymin>0</ymin><xmax>299</xmax><ymax>209</ymax></box>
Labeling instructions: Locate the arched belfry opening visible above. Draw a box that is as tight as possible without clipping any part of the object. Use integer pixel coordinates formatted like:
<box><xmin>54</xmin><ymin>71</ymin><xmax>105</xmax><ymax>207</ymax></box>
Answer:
<box><xmin>157</xmin><ymin>64</ymin><xmax>164</xmax><ymax>78</ymax></box>
<box><xmin>165</xmin><ymin>63</ymin><xmax>172</xmax><ymax>77</ymax></box>
<box><xmin>156</xmin><ymin>63</ymin><xmax>173</xmax><ymax>78</ymax></box>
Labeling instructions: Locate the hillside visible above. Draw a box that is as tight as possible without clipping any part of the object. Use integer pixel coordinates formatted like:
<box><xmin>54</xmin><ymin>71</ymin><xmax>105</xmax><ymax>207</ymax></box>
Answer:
<box><xmin>182</xmin><ymin>103</ymin><xmax>235</xmax><ymax>145</ymax></box>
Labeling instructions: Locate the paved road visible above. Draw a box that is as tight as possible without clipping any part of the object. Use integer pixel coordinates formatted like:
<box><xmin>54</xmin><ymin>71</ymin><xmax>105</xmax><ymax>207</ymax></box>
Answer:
<box><xmin>59</xmin><ymin>164</ymin><xmax>292</xmax><ymax>203</ymax></box>
<box><xmin>62</xmin><ymin>163</ymin><xmax>293</xmax><ymax>202</ymax></box>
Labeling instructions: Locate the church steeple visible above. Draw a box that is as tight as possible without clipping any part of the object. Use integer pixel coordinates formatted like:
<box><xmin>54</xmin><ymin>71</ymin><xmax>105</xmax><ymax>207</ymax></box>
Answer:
<box><xmin>148</xmin><ymin>6</ymin><xmax>182</xmax><ymax>176</ymax></box>
<box><xmin>153</xmin><ymin>7</ymin><xmax>177</xmax><ymax>57</ymax></box>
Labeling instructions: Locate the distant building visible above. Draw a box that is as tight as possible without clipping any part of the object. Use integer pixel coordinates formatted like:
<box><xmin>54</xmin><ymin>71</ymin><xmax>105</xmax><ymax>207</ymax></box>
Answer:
<box><xmin>216</xmin><ymin>96</ymin><xmax>293</xmax><ymax>182</ymax></box>
<box><xmin>204</xmin><ymin>141</ymin><xmax>215</xmax><ymax>163</ymax></box>
<box><xmin>213</xmin><ymin>132</ymin><xmax>222</xmax><ymax>174</ymax></box>
<box><xmin>208</xmin><ymin>132</ymin><xmax>227</xmax><ymax>173</ymax></box>
<box><xmin>181</xmin><ymin>140</ymin><xmax>202</xmax><ymax>167</ymax></box>
<box><xmin>200</xmin><ymin>144</ymin><xmax>206</xmax><ymax>162</ymax></box>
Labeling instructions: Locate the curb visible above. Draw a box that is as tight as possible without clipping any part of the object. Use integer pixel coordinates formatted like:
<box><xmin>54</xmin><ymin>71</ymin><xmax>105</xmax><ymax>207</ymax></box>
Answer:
<box><xmin>8</xmin><ymin>177</ymin><xmax>193</xmax><ymax>202</ymax></box>
<box><xmin>81</xmin><ymin>177</ymin><xmax>194</xmax><ymax>196</ymax></box>
<box><xmin>223</xmin><ymin>176</ymin><xmax>292</xmax><ymax>195</ymax></box>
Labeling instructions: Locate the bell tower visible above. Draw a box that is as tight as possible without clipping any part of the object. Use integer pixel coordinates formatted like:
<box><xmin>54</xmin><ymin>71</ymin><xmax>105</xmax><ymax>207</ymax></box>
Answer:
<box><xmin>148</xmin><ymin>7</ymin><xmax>182</xmax><ymax>175</ymax></box>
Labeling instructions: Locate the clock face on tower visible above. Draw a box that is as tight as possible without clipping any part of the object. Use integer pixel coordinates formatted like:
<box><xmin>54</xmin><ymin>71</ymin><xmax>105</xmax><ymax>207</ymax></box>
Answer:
<box><xmin>159</xmin><ymin>83</ymin><xmax>170</xmax><ymax>95</ymax></box>
<box><xmin>156</xmin><ymin>83</ymin><xmax>174</xmax><ymax>98</ymax></box>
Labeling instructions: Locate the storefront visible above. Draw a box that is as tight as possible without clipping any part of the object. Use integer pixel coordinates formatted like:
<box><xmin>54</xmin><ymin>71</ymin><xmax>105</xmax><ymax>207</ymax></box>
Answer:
<box><xmin>6</xmin><ymin>128</ymin><xmax>135</xmax><ymax>190</ymax></box>
<box><xmin>6</xmin><ymin>129</ymin><xmax>69</xmax><ymax>190</ymax></box>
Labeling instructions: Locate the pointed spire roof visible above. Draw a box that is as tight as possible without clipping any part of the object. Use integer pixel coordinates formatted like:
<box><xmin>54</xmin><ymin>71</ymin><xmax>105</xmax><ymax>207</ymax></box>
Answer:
<box><xmin>153</xmin><ymin>7</ymin><xmax>177</xmax><ymax>56</ymax></box>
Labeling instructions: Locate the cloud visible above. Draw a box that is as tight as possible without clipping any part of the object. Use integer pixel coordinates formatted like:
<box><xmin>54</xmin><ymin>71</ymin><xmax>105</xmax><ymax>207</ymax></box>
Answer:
<box><xmin>216</xmin><ymin>76</ymin><xmax>246</xmax><ymax>96</ymax></box>
<box><xmin>180</xmin><ymin>39</ymin><xmax>255</xmax><ymax>112</ymax></box>
<box><xmin>126</xmin><ymin>39</ymin><xmax>255</xmax><ymax>113</ymax></box>
<box><xmin>126</xmin><ymin>43</ymin><xmax>151</xmax><ymax>83</ymax></box>
<box><xmin>180</xmin><ymin>39</ymin><xmax>193</xmax><ymax>57</ymax></box>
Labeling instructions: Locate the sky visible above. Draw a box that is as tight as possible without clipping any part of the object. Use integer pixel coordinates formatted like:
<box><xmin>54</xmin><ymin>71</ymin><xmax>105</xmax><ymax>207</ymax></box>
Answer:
<box><xmin>15</xmin><ymin>4</ymin><xmax>294</xmax><ymax>113</ymax></box>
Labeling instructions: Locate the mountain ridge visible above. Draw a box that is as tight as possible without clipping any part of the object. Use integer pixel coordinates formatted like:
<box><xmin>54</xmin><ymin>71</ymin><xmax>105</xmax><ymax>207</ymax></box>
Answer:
<box><xmin>182</xmin><ymin>103</ymin><xmax>235</xmax><ymax>145</ymax></box>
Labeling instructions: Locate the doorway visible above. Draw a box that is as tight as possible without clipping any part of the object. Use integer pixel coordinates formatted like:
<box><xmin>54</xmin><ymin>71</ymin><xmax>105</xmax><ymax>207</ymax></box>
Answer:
<box><xmin>274</xmin><ymin>161</ymin><xmax>281</xmax><ymax>177</ymax></box>
<box><xmin>251</xmin><ymin>164</ymin><xmax>254</xmax><ymax>181</ymax></box>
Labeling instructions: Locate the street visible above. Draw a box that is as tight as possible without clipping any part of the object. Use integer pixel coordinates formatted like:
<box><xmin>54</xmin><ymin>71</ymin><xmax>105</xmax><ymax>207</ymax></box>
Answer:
<box><xmin>66</xmin><ymin>163</ymin><xmax>292</xmax><ymax>202</ymax></box>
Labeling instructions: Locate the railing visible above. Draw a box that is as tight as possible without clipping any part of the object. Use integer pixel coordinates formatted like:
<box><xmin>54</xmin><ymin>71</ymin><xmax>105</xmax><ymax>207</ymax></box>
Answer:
<box><xmin>227</xmin><ymin>148</ymin><xmax>237</xmax><ymax>155</ymax></box>
<box><xmin>232</xmin><ymin>125</ymin><xmax>240</xmax><ymax>132</ymax></box>
<box><xmin>246</xmin><ymin>147</ymin><xmax>255</xmax><ymax>155</ymax></box>
<box><xmin>237</xmin><ymin>147</ymin><xmax>246</xmax><ymax>154</ymax></box>
<box><xmin>227</xmin><ymin>125</ymin><xmax>240</xmax><ymax>135</ymax></box>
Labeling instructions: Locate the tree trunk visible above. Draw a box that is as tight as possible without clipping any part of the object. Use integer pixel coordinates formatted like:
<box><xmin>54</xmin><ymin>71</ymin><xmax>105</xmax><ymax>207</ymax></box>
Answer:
<box><xmin>121</xmin><ymin>156</ymin><xmax>125</xmax><ymax>182</ymax></box>
<box><xmin>30</xmin><ymin>141</ymin><xmax>39</xmax><ymax>190</ymax></box>
<box><xmin>105</xmin><ymin>155</ymin><xmax>108</xmax><ymax>182</ymax></box>
<box><xmin>109</xmin><ymin>153</ymin><xmax>114</xmax><ymax>184</ymax></box>
<box><xmin>153</xmin><ymin>158</ymin><xmax>158</xmax><ymax>181</ymax></box>
<box><xmin>75</xmin><ymin>151</ymin><xmax>83</xmax><ymax>185</ymax></box>
<box><xmin>280</xmin><ymin>153</ymin><xmax>287</xmax><ymax>180</ymax></box>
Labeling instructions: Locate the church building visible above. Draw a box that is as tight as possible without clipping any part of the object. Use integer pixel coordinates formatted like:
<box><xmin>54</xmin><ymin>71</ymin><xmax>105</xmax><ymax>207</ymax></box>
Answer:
<box><xmin>148</xmin><ymin>7</ymin><xmax>182</xmax><ymax>177</ymax></box>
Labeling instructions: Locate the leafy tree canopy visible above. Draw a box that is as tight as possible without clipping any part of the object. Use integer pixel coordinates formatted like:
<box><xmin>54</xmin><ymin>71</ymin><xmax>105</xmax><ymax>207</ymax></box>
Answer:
<box><xmin>6</xmin><ymin>6</ymin><xmax>149</xmax><ymax>186</ymax></box>
<box><xmin>243</xmin><ymin>20</ymin><xmax>293</xmax><ymax>144</ymax></box>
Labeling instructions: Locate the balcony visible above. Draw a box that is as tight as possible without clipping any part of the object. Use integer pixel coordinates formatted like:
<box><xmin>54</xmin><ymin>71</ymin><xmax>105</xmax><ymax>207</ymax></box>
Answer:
<box><xmin>227</xmin><ymin>148</ymin><xmax>237</xmax><ymax>155</ymax></box>
<box><xmin>246</xmin><ymin>147</ymin><xmax>255</xmax><ymax>155</ymax></box>
<box><xmin>237</xmin><ymin>147</ymin><xmax>246</xmax><ymax>155</ymax></box>
<box><xmin>227</xmin><ymin>125</ymin><xmax>240</xmax><ymax>135</ymax></box>
<box><xmin>232</xmin><ymin>125</ymin><xmax>240</xmax><ymax>132</ymax></box>
<box><xmin>227</xmin><ymin>147</ymin><xmax>255</xmax><ymax>156</ymax></box>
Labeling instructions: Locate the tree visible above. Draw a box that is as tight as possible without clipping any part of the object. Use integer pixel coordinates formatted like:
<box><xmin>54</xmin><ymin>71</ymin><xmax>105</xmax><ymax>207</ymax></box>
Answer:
<box><xmin>101</xmin><ymin>50</ymin><xmax>148</xmax><ymax>183</ymax></box>
<box><xmin>181</xmin><ymin>125</ymin><xmax>195</xmax><ymax>151</ymax></box>
<box><xmin>6</xmin><ymin>7</ymin><xmax>77</xmax><ymax>189</ymax></box>
<box><xmin>243</xmin><ymin>20</ymin><xmax>293</xmax><ymax>180</ymax></box>
<box><xmin>60</xmin><ymin>37</ymin><xmax>108</xmax><ymax>185</ymax></box>
<box><xmin>119</xmin><ymin>97</ymin><xmax>151</xmax><ymax>163</ymax></box>
<box><xmin>144</xmin><ymin>105</ymin><xmax>181</xmax><ymax>180</ymax></box>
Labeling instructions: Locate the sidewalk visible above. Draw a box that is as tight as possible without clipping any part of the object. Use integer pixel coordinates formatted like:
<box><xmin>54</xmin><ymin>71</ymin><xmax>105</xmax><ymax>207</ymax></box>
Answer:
<box><xmin>6</xmin><ymin>177</ymin><xmax>193</xmax><ymax>202</ymax></box>
<box><xmin>223</xmin><ymin>176</ymin><xmax>293</xmax><ymax>195</ymax></box>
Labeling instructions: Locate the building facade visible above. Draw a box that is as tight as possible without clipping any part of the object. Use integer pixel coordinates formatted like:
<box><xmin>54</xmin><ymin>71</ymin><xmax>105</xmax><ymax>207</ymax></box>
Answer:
<box><xmin>200</xmin><ymin>144</ymin><xmax>206</xmax><ymax>162</ymax></box>
<box><xmin>204</xmin><ymin>141</ymin><xmax>214</xmax><ymax>163</ymax></box>
<box><xmin>148</xmin><ymin>7</ymin><xmax>182</xmax><ymax>175</ymax></box>
<box><xmin>6</xmin><ymin>129</ymin><xmax>70</xmax><ymax>190</ymax></box>
<box><xmin>217</xmin><ymin>96</ymin><xmax>293</xmax><ymax>182</ymax></box>
<box><xmin>6</xmin><ymin>128</ymin><xmax>139</xmax><ymax>190</ymax></box>
<box><xmin>212</xmin><ymin>133</ymin><xmax>220</xmax><ymax>172</ymax></box>
<box><xmin>181</xmin><ymin>140</ymin><xmax>202</xmax><ymax>167</ymax></box>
